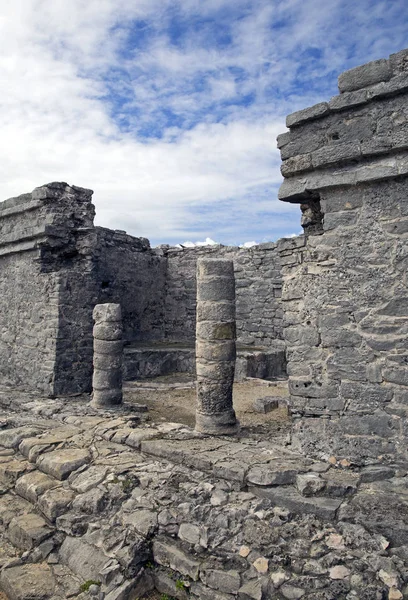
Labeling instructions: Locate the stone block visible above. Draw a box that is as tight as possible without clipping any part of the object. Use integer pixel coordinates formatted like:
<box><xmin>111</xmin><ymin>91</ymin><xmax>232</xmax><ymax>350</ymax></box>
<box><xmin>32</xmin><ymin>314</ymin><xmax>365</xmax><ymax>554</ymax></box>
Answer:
<box><xmin>37</xmin><ymin>448</ymin><xmax>90</xmax><ymax>480</ymax></box>
<box><xmin>289</xmin><ymin>377</ymin><xmax>339</xmax><ymax>399</ymax></box>
<box><xmin>296</xmin><ymin>472</ymin><xmax>326</xmax><ymax>497</ymax></box>
<box><xmin>38</xmin><ymin>487</ymin><xmax>75</xmax><ymax>522</ymax></box>
<box><xmin>200</xmin><ymin>568</ymin><xmax>241</xmax><ymax>594</ymax></box>
<box><xmin>178</xmin><ymin>522</ymin><xmax>201</xmax><ymax>545</ymax></box>
<box><xmin>59</xmin><ymin>535</ymin><xmax>109</xmax><ymax>581</ymax></box>
<box><xmin>154</xmin><ymin>571</ymin><xmax>189</xmax><ymax>600</ymax></box>
<box><xmin>323</xmin><ymin>210</ymin><xmax>359</xmax><ymax>231</ymax></box>
<box><xmin>15</xmin><ymin>470</ymin><xmax>59</xmax><ymax>503</ymax></box>
<box><xmin>196</xmin><ymin>340</ymin><xmax>236</xmax><ymax>362</ymax></box>
<box><xmin>197</xmin><ymin>259</ymin><xmax>234</xmax><ymax>278</ymax></box>
<box><xmin>8</xmin><ymin>513</ymin><xmax>53</xmax><ymax>550</ymax></box>
<box><xmin>196</xmin><ymin>361</ymin><xmax>235</xmax><ymax>382</ymax></box>
<box><xmin>321</xmin><ymin>470</ymin><xmax>360</xmax><ymax>497</ymax></box>
<box><xmin>277</xmin><ymin>131</ymin><xmax>291</xmax><ymax>148</ymax></box>
<box><xmin>153</xmin><ymin>538</ymin><xmax>200</xmax><ymax>580</ymax></box>
<box><xmin>93</xmin><ymin>323</ymin><xmax>122</xmax><ymax>341</ymax></box>
<box><xmin>238</xmin><ymin>579</ymin><xmax>263</xmax><ymax>600</ymax></box>
<box><xmin>328</xmin><ymin>89</ymin><xmax>368</xmax><ymax>111</ymax></box>
<box><xmin>93</xmin><ymin>352</ymin><xmax>122</xmax><ymax>370</ymax></box>
<box><xmin>249</xmin><ymin>485</ymin><xmax>342</xmax><ymax>520</ymax></box>
<box><xmin>286</xmin><ymin>102</ymin><xmax>330</xmax><ymax>128</ymax></box>
<box><xmin>312</xmin><ymin>142</ymin><xmax>361</xmax><ymax>168</ymax></box>
<box><xmin>196</xmin><ymin>321</ymin><xmax>236</xmax><ymax>340</ymax></box>
<box><xmin>383</xmin><ymin>367</ymin><xmax>408</xmax><ymax>386</ymax></box>
<box><xmin>280</xmin><ymin>153</ymin><xmax>313</xmax><ymax>177</ymax></box>
<box><xmin>0</xmin><ymin>562</ymin><xmax>56</xmax><ymax>600</ymax></box>
<box><xmin>335</xmin><ymin>413</ymin><xmax>395</xmax><ymax>437</ymax></box>
<box><xmin>122</xmin><ymin>509</ymin><xmax>158</xmax><ymax>537</ymax></box>
<box><xmin>93</xmin><ymin>303</ymin><xmax>122</xmax><ymax>323</ymax></box>
<box><xmin>91</xmin><ymin>388</ymin><xmax>122</xmax><ymax>406</ymax></box>
<box><xmin>196</xmin><ymin>301</ymin><xmax>235</xmax><ymax>322</ymax></box>
<box><xmin>338</xmin><ymin>58</ymin><xmax>391</xmax><ymax>92</ymax></box>
<box><xmin>0</xmin><ymin>426</ymin><xmax>42</xmax><ymax>449</ymax></box>
<box><xmin>382</xmin><ymin>218</ymin><xmax>408</xmax><ymax>234</ymax></box>
<box><xmin>246</xmin><ymin>462</ymin><xmax>298</xmax><ymax>486</ymax></box>
<box><xmin>252</xmin><ymin>397</ymin><xmax>279</xmax><ymax>413</ymax></box>
<box><xmin>326</xmin><ymin>349</ymin><xmax>368</xmax><ymax>381</ymax></box>
<box><xmin>92</xmin><ymin>368</ymin><xmax>122</xmax><ymax>390</ymax></box>
<box><xmin>93</xmin><ymin>338</ymin><xmax>123</xmax><ymax>355</ymax></box>
<box><xmin>69</xmin><ymin>465</ymin><xmax>109</xmax><ymax>493</ymax></box>
<box><xmin>284</xmin><ymin>325</ymin><xmax>320</xmax><ymax>346</ymax></box>
<box><xmin>278</xmin><ymin>177</ymin><xmax>307</xmax><ymax>202</ymax></box>
<box><xmin>196</xmin><ymin>277</ymin><xmax>235</xmax><ymax>302</ymax></box>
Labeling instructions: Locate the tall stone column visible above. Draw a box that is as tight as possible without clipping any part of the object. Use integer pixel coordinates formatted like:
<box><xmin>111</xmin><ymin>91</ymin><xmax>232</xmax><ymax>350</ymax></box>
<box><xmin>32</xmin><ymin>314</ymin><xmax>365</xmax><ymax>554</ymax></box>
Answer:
<box><xmin>195</xmin><ymin>258</ymin><xmax>239</xmax><ymax>435</ymax></box>
<box><xmin>90</xmin><ymin>303</ymin><xmax>123</xmax><ymax>408</ymax></box>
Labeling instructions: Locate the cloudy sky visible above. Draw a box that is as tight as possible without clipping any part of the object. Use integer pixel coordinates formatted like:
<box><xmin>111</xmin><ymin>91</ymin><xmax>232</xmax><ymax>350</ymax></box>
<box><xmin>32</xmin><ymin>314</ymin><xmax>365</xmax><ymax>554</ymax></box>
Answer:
<box><xmin>1</xmin><ymin>1</ymin><xmax>407</xmax><ymax>245</ymax></box>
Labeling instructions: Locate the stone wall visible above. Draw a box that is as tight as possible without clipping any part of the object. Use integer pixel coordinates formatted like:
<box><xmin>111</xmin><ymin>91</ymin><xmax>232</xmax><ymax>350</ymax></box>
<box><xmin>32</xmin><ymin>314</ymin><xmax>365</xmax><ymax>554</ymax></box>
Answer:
<box><xmin>94</xmin><ymin>228</ymin><xmax>167</xmax><ymax>343</ymax></box>
<box><xmin>0</xmin><ymin>181</ymin><xmax>284</xmax><ymax>395</ymax></box>
<box><xmin>278</xmin><ymin>48</ymin><xmax>408</xmax><ymax>463</ymax></box>
<box><xmin>163</xmin><ymin>243</ymin><xmax>283</xmax><ymax>347</ymax></box>
<box><xmin>0</xmin><ymin>183</ymin><xmax>96</xmax><ymax>396</ymax></box>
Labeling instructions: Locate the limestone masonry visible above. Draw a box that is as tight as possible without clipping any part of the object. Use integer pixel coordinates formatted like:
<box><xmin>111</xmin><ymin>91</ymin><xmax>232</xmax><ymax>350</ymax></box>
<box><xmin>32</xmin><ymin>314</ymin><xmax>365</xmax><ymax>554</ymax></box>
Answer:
<box><xmin>278</xmin><ymin>47</ymin><xmax>408</xmax><ymax>463</ymax></box>
<box><xmin>0</xmin><ymin>47</ymin><xmax>408</xmax><ymax>600</ymax></box>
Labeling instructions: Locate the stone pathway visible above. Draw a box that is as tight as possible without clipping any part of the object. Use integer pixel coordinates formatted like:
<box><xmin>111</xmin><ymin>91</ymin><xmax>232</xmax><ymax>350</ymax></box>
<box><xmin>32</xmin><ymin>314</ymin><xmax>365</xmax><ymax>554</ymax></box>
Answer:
<box><xmin>0</xmin><ymin>386</ymin><xmax>407</xmax><ymax>599</ymax></box>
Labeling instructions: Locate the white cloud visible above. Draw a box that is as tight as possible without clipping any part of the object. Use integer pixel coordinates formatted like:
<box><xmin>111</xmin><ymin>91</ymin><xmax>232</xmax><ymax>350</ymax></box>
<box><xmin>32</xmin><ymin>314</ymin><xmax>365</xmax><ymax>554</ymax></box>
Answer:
<box><xmin>0</xmin><ymin>0</ymin><xmax>406</xmax><ymax>244</ymax></box>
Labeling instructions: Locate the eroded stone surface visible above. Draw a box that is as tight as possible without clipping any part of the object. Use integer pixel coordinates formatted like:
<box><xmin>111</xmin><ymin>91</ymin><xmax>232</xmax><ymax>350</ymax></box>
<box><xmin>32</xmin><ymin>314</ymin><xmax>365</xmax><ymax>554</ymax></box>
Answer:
<box><xmin>0</xmin><ymin>386</ymin><xmax>407</xmax><ymax>600</ymax></box>
<box><xmin>0</xmin><ymin>562</ymin><xmax>56</xmax><ymax>599</ymax></box>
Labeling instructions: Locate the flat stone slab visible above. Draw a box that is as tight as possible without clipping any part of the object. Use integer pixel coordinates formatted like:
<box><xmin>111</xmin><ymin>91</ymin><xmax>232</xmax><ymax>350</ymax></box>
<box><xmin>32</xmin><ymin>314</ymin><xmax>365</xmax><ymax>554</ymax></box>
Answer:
<box><xmin>58</xmin><ymin>535</ymin><xmax>110</xmax><ymax>581</ymax></box>
<box><xmin>249</xmin><ymin>485</ymin><xmax>343</xmax><ymax>520</ymax></box>
<box><xmin>15</xmin><ymin>470</ymin><xmax>60</xmax><ymax>503</ymax></box>
<box><xmin>122</xmin><ymin>509</ymin><xmax>158</xmax><ymax>537</ymax></box>
<box><xmin>0</xmin><ymin>427</ymin><xmax>43</xmax><ymax>449</ymax></box>
<box><xmin>153</xmin><ymin>538</ymin><xmax>200</xmax><ymax>580</ymax></box>
<box><xmin>38</xmin><ymin>487</ymin><xmax>75</xmax><ymax>522</ymax></box>
<box><xmin>0</xmin><ymin>562</ymin><xmax>56</xmax><ymax>600</ymax></box>
<box><xmin>246</xmin><ymin>461</ymin><xmax>299</xmax><ymax>486</ymax></box>
<box><xmin>37</xmin><ymin>449</ymin><xmax>91</xmax><ymax>480</ymax></box>
<box><xmin>8</xmin><ymin>513</ymin><xmax>53</xmax><ymax>550</ymax></box>
<box><xmin>69</xmin><ymin>465</ymin><xmax>109</xmax><ymax>493</ymax></box>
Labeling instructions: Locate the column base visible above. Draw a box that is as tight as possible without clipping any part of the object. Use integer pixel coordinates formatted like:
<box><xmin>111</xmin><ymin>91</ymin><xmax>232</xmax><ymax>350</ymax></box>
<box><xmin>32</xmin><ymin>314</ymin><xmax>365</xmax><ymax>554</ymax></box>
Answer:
<box><xmin>195</xmin><ymin>410</ymin><xmax>240</xmax><ymax>435</ymax></box>
<box><xmin>90</xmin><ymin>388</ymin><xmax>122</xmax><ymax>408</ymax></box>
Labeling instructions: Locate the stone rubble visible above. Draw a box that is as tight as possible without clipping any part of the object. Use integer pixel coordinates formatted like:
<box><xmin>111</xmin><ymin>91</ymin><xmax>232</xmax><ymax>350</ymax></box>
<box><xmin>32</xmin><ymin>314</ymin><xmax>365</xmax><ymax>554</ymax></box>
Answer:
<box><xmin>0</xmin><ymin>386</ymin><xmax>407</xmax><ymax>600</ymax></box>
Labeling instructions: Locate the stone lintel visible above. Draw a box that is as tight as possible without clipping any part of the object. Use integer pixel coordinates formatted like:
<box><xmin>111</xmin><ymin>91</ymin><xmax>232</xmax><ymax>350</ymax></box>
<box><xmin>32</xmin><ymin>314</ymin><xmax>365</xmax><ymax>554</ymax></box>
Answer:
<box><xmin>278</xmin><ymin>151</ymin><xmax>408</xmax><ymax>203</ymax></box>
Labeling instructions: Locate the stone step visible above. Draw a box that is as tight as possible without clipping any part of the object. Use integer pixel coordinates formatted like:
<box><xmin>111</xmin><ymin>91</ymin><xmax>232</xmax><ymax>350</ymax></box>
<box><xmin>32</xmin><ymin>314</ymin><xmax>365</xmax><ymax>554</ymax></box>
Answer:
<box><xmin>248</xmin><ymin>484</ymin><xmax>343</xmax><ymax>520</ymax></box>
<box><xmin>1</xmin><ymin>398</ymin><xmax>407</xmax><ymax>600</ymax></box>
<box><xmin>7</xmin><ymin>512</ymin><xmax>54</xmax><ymax>551</ymax></box>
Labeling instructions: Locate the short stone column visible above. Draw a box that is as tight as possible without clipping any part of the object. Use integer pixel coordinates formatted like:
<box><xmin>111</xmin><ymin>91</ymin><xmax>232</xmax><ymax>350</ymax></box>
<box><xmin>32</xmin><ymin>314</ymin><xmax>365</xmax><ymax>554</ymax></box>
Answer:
<box><xmin>90</xmin><ymin>303</ymin><xmax>123</xmax><ymax>408</ymax></box>
<box><xmin>195</xmin><ymin>258</ymin><xmax>239</xmax><ymax>435</ymax></box>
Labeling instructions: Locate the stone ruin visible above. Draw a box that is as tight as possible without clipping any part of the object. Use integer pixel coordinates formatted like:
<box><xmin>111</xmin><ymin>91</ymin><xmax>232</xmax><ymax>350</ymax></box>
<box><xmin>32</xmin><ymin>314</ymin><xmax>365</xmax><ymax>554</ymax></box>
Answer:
<box><xmin>0</xmin><ymin>48</ymin><xmax>407</xmax><ymax>600</ymax></box>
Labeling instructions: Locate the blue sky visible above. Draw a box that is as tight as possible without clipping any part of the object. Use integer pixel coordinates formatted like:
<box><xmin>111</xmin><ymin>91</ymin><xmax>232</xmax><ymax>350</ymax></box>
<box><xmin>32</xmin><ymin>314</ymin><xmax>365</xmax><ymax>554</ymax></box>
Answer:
<box><xmin>0</xmin><ymin>0</ymin><xmax>407</xmax><ymax>246</ymax></box>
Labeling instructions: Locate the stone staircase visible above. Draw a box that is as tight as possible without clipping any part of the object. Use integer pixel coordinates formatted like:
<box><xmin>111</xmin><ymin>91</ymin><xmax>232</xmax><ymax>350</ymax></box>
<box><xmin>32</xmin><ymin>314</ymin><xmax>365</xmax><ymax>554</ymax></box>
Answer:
<box><xmin>0</xmin><ymin>387</ymin><xmax>408</xmax><ymax>600</ymax></box>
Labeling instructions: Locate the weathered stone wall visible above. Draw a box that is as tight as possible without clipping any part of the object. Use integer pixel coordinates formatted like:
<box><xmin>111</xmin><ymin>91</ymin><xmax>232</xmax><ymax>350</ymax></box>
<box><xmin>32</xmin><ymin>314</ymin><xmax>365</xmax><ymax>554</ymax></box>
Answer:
<box><xmin>163</xmin><ymin>243</ymin><xmax>283</xmax><ymax>347</ymax></box>
<box><xmin>0</xmin><ymin>250</ymin><xmax>59</xmax><ymax>394</ymax></box>
<box><xmin>278</xmin><ymin>48</ymin><xmax>408</xmax><ymax>463</ymax></box>
<box><xmin>0</xmin><ymin>183</ymin><xmax>171</xmax><ymax>395</ymax></box>
<box><xmin>94</xmin><ymin>228</ymin><xmax>167</xmax><ymax>343</ymax></box>
<box><xmin>0</xmin><ymin>183</ymin><xmax>96</xmax><ymax>396</ymax></box>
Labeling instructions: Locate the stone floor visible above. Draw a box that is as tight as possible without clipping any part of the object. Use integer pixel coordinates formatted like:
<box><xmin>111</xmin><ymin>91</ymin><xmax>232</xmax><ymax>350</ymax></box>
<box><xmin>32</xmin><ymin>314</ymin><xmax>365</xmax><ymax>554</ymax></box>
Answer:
<box><xmin>0</xmin><ymin>385</ymin><xmax>407</xmax><ymax>600</ymax></box>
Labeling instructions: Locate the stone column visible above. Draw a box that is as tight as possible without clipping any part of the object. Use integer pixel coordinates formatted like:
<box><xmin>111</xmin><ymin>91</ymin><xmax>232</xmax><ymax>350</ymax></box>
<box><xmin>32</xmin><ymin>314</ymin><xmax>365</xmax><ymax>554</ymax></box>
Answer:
<box><xmin>90</xmin><ymin>303</ymin><xmax>123</xmax><ymax>408</ymax></box>
<box><xmin>195</xmin><ymin>258</ymin><xmax>239</xmax><ymax>435</ymax></box>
